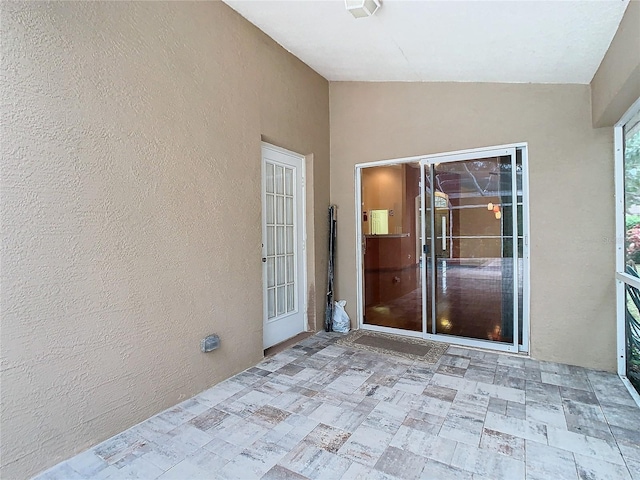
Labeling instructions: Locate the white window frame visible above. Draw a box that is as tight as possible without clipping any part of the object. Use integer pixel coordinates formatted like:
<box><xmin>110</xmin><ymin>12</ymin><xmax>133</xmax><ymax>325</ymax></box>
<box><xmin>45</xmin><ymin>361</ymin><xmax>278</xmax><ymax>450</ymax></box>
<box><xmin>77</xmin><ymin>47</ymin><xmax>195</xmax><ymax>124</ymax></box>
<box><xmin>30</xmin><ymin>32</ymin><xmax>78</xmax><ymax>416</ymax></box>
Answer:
<box><xmin>614</xmin><ymin>97</ymin><xmax>640</xmax><ymax>406</ymax></box>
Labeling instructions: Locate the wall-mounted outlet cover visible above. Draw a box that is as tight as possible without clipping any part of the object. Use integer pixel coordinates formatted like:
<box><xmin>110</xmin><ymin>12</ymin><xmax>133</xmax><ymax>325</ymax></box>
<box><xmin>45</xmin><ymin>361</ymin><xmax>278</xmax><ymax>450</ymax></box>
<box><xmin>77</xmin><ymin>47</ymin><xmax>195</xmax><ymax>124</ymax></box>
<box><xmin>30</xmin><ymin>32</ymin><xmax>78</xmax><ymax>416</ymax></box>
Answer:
<box><xmin>201</xmin><ymin>334</ymin><xmax>221</xmax><ymax>353</ymax></box>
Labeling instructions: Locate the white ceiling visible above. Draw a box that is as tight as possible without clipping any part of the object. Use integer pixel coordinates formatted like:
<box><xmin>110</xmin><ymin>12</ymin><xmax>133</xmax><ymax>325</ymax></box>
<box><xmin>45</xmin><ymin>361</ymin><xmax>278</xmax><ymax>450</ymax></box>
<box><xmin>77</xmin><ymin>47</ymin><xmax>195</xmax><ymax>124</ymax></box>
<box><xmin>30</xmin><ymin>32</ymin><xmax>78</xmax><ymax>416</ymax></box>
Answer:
<box><xmin>223</xmin><ymin>0</ymin><xmax>629</xmax><ymax>84</ymax></box>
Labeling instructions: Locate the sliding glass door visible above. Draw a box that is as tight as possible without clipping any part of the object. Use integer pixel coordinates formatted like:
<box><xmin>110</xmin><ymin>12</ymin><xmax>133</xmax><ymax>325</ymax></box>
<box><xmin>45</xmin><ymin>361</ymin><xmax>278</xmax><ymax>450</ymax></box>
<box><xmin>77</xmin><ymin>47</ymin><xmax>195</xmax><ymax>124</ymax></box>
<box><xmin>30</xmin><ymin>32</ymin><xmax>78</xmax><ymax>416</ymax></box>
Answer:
<box><xmin>616</xmin><ymin>101</ymin><xmax>640</xmax><ymax>397</ymax></box>
<box><xmin>360</xmin><ymin>163</ymin><xmax>423</xmax><ymax>332</ymax></box>
<box><xmin>421</xmin><ymin>148</ymin><xmax>521</xmax><ymax>352</ymax></box>
<box><xmin>358</xmin><ymin>145</ymin><xmax>527</xmax><ymax>352</ymax></box>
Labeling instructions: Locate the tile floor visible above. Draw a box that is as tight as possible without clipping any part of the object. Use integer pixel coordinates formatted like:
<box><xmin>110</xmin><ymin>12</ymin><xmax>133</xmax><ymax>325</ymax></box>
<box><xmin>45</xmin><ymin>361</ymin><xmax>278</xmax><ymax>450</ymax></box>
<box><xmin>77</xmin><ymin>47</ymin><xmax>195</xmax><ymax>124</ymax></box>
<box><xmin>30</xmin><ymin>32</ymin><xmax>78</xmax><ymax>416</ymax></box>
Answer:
<box><xmin>35</xmin><ymin>332</ymin><xmax>640</xmax><ymax>480</ymax></box>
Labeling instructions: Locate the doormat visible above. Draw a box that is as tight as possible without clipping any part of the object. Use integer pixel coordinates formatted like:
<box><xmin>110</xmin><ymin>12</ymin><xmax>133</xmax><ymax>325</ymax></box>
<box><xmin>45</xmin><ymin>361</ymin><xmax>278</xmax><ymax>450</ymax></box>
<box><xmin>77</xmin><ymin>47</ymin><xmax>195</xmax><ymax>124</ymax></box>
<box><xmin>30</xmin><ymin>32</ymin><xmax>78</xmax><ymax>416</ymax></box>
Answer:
<box><xmin>336</xmin><ymin>330</ymin><xmax>449</xmax><ymax>363</ymax></box>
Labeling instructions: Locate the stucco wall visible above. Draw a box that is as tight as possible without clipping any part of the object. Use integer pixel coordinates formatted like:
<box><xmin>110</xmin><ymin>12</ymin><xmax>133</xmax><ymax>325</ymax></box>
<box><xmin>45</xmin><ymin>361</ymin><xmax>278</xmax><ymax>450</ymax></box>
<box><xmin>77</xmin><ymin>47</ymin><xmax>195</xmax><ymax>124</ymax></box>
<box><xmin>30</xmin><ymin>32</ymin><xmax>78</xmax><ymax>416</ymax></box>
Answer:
<box><xmin>330</xmin><ymin>82</ymin><xmax>615</xmax><ymax>372</ymax></box>
<box><xmin>591</xmin><ymin>0</ymin><xmax>640</xmax><ymax>127</ymax></box>
<box><xmin>0</xmin><ymin>2</ymin><xmax>329</xmax><ymax>478</ymax></box>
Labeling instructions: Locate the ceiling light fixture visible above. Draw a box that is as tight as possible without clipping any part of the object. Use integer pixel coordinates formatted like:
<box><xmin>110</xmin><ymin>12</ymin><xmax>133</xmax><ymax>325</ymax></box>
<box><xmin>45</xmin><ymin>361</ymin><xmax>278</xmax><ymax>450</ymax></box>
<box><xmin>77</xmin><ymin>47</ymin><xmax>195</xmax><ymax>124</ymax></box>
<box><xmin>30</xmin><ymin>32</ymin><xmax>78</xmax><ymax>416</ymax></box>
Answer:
<box><xmin>345</xmin><ymin>0</ymin><xmax>380</xmax><ymax>18</ymax></box>
<box><xmin>488</xmin><ymin>202</ymin><xmax>502</xmax><ymax>220</ymax></box>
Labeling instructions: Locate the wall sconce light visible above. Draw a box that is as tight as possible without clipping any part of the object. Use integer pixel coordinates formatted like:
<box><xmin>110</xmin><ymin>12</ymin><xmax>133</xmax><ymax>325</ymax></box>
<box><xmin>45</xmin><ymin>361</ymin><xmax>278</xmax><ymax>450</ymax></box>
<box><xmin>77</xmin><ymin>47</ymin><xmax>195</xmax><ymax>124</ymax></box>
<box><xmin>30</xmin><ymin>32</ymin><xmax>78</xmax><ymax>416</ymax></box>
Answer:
<box><xmin>345</xmin><ymin>0</ymin><xmax>381</xmax><ymax>18</ymax></box>
<box><xmin>495</xmin><ymin>211</ymin><xmax>502</xmax><ymax>220</ymax></box>
<box><xmin>487</xmin><ymin>202</ymin><xmax>494</xmax><ymax>211</ymax></box>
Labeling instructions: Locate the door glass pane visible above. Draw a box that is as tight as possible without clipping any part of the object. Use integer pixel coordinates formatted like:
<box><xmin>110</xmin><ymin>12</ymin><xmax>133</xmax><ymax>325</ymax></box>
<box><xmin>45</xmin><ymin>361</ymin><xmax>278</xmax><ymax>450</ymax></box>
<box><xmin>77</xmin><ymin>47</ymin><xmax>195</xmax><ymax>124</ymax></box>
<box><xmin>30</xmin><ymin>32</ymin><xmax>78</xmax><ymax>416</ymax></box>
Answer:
<box><xmin>432</xmin><ymin>156</ymin><xmax>515</xmax><ymax>343</ymax></box>
<box><xmin>275</xmin><ymin>165</ymin><xmax>284</xmax><ymax>194</ymax></box>
<box><xmin>277</xmin><ymin>286</ymin><xmax>285</xmax><ymax>315</ymax></box>
<box><xmin>286</xmin><ymin>197</ymin><xmax>294</xmax><ymax>225</ymax></box>
<box><xmin>286</xmin><ymin>254</ymin><xmax>294</xmax><ymax>283</ymax></box>
<box><xmin>287</xmin><ymin>284</ymin><xmax>295</xmax><ymax>312</ymax></box>
<box><xmin>276</xmin><ymin>226</ymin><xmax>285</xmax><ymax>255</ymax></box>
<box><xmin>266</xmin><ymin>163</ymin><xmax>274</xmax><ymax>194</ymax></box>
<box><xmin>286</xmin><ymin>226</ymin><xmax>294</xmax><ymax>254</ymax></box>
<box><xmin>276</xmin><ymin>196</ymin><xmax>284</xmax><ymax>224</ymax></box>
<box><xmin>276</xmin><ymin>256</ymin><xmax>285</xmax><ymax>286</ymax></box>
<box><xmin>285</xmin><ymin>168</ymin><xmax>293</xmax><ymax>195</ymax></box>
<box><xmin>266</xmin><ymin>194</ymin><xmax>275</xmax><ymax>224</ymax></box>
<box><xmin>267</xmin><ymin>257</ymin><xmax>275</xmax><ymax>288</ymax></box>
<box><xmin>266</xmin><ymin>226</ymin><xmax>275</xmax><ymax>256</ymax></box>
<box><xmin>361</xmin><ymin>163</ymin><xmax>422</xmax><ymax>331</ymax></box>
<box><xmin>267</xmin><ymin>288</ymin><xmax>276</xmax><ymax>319</ymax></box>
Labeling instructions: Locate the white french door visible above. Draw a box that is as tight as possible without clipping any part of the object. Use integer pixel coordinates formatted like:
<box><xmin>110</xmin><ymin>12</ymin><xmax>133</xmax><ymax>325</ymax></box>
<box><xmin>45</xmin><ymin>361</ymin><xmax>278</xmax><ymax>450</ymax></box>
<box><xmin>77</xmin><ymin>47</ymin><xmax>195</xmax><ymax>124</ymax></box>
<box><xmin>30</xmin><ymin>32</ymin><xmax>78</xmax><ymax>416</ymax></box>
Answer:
<box><xmin>261</xmin><ymin>143</ymin><xmax>306</xmax><ymax>349</ymax></box>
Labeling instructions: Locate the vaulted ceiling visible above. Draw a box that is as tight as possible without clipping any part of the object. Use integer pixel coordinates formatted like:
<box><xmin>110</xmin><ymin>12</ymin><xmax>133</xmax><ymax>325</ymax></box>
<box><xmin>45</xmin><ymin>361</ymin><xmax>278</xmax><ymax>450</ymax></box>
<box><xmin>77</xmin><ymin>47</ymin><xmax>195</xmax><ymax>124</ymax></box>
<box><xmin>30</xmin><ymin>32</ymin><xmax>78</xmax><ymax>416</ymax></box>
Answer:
<box><xmin>223</xmin><ymin>0</ymin><xmax>629</xmax><ymax>84</ymax></box>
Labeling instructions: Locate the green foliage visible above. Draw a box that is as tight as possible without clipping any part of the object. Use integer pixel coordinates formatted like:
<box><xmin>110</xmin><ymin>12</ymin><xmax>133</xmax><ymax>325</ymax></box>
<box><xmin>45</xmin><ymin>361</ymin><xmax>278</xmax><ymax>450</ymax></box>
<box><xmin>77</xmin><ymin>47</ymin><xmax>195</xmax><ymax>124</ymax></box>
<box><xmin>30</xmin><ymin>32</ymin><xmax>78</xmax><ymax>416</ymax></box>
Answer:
<box><xmin>625</xmin><ymin>129</ymin><xmax>640</xmax><ymax>268</ymax></box>
<box><xmin>626</xmin><ymin>215</ymin><xmax>640</xmax><ymax>229</ymax></box>
<box><xmin>624</xmin><ymin>266</ymin><xmax>640</xmax><ymax>391</ymax></box>
<box><xmin>627</xmin><ymin>225</ymin><xmax>640</xmax><ymax>263</ymax></box>
<box><xmin>625</xmin><ymin>129</ymin><xmax>640</xmax><ymax>213</ymax></box>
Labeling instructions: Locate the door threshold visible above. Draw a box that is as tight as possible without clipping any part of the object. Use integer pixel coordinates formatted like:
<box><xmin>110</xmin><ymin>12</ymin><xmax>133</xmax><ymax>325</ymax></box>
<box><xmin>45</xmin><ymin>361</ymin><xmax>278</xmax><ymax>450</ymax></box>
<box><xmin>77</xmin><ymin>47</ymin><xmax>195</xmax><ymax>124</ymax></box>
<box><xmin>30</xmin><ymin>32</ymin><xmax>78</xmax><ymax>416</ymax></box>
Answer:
<box><xmin>361</xmin><ymin>324</ymin><xmax>526</xmax><ymax>355</ymax></box>
<box><xmin>449</xmin><ymin>343</ymin><xmax>531</xmax><ymax>359</ymax></box>
<box><xmin>264</xmin><ymin>331</ymin><xmax>314</xmax><ymax>358</ymax></box>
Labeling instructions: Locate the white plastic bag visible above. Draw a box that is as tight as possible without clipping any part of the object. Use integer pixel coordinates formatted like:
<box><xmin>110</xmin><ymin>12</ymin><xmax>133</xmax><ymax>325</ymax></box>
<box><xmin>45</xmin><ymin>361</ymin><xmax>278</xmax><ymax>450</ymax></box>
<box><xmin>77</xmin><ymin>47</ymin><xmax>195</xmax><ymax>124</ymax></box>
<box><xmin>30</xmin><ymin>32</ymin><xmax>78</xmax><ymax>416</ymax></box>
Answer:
<box><xmin>332</xmin><ymin>300</ymin><xmax>351</xmax><ymax>333</ymax></box>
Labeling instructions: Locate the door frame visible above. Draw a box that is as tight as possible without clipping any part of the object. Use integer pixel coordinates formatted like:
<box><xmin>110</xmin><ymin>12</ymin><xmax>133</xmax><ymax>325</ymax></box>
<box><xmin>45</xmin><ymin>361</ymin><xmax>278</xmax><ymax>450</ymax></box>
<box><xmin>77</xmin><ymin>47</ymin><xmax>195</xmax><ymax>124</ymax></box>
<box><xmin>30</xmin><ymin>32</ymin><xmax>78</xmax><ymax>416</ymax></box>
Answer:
<box><xmin>355</xmin><ymin>142</ymin><xmax>530</xmax><ymax>353</ymax></box>
<box><xmin>614</xmin><ymin>96</ymin><xmax>640</xmax><ymax>404</ymax></box>
<box><xmin>261</xmin><ymin>142</ymin><xmax>308</xmax><ymax>349</ymax></box>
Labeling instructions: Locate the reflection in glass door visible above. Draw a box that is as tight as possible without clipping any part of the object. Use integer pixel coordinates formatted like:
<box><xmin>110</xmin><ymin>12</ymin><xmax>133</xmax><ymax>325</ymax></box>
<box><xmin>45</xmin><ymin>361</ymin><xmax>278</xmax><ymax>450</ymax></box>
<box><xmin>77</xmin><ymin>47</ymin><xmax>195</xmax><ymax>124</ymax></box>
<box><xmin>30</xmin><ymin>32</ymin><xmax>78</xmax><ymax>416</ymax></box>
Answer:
<box><xmin>359</xmin><ymin>147</ymin><xmax>526</xmax><ymax>352</ymax></box>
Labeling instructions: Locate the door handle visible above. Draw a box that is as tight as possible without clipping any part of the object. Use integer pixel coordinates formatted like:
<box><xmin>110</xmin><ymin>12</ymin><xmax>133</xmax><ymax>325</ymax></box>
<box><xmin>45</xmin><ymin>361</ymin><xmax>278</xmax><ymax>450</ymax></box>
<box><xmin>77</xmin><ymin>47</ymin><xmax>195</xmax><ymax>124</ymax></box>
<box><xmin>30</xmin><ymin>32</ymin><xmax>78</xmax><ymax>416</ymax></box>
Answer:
<box><xmin>442</xmin><ymin>216</ymin><xmax>447</xmax><ymax>251</ymax></box>
<box><xmin>262</xmin><ymin>257</ymin><xmax>267</xmax><ymax>263</ymax></box>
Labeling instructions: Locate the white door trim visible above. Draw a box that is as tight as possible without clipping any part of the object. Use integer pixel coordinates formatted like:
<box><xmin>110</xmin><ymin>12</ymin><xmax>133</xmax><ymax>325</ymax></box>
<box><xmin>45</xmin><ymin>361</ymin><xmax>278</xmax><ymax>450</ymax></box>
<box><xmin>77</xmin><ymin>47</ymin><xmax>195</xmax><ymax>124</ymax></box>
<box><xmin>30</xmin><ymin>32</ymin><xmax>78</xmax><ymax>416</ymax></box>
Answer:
<box><xmin>355</xmin><ymin>142</ymin><xmax>528</xmax><ymax>168</ymax></box>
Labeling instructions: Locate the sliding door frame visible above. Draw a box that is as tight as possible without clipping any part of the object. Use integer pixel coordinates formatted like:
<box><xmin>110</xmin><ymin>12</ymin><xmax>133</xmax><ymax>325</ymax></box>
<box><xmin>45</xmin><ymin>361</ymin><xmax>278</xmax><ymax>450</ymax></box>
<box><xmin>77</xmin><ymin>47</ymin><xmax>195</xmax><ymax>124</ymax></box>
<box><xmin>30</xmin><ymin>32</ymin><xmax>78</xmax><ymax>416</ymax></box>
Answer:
<box><xmin>420</xmin><ymin>147</ymin><xmax>518</xmax><ymax>353</ymax></box>
<box><xmin>355</xmin><ymin>142</ymin><xmax>530</xmax><ymax>353</ymax></box>
<box><xmin>355</xmin><ymin>153</ymin><xmax>425</xmax><ymax>340</ymax></box>
<box><xmin>614</xmin><ymin>97</ymin><xmax>640</xmax><ymax>405</ymax></box>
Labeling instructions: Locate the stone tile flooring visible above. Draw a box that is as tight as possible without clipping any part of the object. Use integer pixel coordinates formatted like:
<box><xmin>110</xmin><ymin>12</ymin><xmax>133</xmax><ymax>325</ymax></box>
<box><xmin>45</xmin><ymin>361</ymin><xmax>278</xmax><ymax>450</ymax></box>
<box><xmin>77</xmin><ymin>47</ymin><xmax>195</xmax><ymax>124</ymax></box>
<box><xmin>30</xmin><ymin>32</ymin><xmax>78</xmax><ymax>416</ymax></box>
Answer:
<box><xmin>35</xmin><ymin>332</ymin><xmax>640</xmax><ymax>480</ymax></box>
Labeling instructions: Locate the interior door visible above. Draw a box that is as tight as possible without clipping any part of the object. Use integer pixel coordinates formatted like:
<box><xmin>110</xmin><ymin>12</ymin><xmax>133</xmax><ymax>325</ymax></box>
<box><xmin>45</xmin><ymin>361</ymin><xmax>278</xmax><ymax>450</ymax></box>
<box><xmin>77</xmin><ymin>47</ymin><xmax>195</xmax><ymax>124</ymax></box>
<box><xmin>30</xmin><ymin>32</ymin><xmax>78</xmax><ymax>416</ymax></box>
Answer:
<box><xmin>262</xmin><ymin>144</ymin><xmax>306</xmax><ymax>349</ymax></box>
<box><xmin>421</xmin><ymin>148</ymin><xmax>519</xmax><ymax>352</ymax></box>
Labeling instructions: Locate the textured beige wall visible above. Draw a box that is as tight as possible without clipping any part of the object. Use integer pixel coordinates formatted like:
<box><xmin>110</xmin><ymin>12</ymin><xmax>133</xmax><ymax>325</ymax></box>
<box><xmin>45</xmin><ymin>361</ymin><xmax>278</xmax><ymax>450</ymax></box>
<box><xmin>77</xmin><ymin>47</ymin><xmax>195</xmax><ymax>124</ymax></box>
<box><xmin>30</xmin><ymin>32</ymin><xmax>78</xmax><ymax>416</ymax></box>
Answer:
<box><xmin>330</xmin><ymin>82</ymin><xmax>615</xmax><ymax>371</ymax></box>
<box><xmin>591</xmin><ymin>0</ymin><xmax>640</xmax><ymax>127</ymax></box>
<box><xmin>0</xmin><ymin>2</ymin><xmax>328</xmax><ymax>478</ymax></box>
